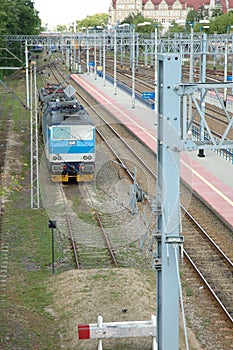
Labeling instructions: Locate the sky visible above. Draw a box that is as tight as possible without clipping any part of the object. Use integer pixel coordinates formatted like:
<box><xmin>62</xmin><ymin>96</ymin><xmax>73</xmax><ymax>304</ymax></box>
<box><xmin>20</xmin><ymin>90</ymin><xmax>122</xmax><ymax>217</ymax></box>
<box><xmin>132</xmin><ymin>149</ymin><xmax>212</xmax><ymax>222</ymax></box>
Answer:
<box><xmin>33</xmin><ymin>0</ymin><xmax>110</xmax><ymax>29</ymax></box>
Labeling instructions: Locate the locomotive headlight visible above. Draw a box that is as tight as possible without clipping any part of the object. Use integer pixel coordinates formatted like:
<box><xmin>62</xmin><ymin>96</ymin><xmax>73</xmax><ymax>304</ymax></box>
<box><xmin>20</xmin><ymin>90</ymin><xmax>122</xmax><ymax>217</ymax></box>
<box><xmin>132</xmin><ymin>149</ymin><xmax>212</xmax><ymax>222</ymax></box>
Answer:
<box><xmin>88</xmin><ymin>155</ymin><xmax>92</xmax><ymax>160</ymax></box>
<box><xmin>83</xmin><ymin>156</ymin><xmax>87</xmax><ymax>160</ymax></box>
<box><xmin>53</xmin><ymin>155</ymin><xmax>57</xmax><ymax>160</ymax></box>
<box><xmin>58</xmin><ymin>155</ymin><xmax>62</xmax><ymax>160</ymax></box>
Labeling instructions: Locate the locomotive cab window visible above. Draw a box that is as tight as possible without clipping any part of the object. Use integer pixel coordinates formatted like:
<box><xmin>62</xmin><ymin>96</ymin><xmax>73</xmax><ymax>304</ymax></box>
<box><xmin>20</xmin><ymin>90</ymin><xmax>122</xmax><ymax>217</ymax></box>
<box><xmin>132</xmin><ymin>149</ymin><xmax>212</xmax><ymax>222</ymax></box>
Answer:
<box><xmin>52</xmin><ymin>126</ymin><xmax>71</xmax><ymax>140</ymax></box>
<box><xmin>51</xmin><ymin>125</ymin><xmax>94</xmax><ymax>140</ymax></box>
<box><xmin>75</xmin><ymin>125</ymin><xmax>94</xmax><ymax>140</ymax></box>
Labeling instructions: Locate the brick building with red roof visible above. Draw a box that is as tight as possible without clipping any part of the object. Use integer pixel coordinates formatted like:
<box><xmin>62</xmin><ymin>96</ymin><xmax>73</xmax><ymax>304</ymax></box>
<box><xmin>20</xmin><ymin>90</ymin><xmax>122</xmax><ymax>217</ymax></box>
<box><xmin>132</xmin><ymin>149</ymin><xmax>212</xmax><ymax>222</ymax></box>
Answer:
<box><xmin>109</xmin><ymin>0</ymin><xmax>233</xmax><ymax>29</ymax></box>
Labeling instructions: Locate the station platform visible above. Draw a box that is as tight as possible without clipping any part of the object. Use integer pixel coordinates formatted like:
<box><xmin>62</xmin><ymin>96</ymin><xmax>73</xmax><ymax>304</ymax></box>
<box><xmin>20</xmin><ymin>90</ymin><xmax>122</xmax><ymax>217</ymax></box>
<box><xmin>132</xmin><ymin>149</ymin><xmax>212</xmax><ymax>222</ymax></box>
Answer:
<box><xmin>71</xmin><ymin>72</ymin><xmax>233</xmax><ymax>230</ymax></box>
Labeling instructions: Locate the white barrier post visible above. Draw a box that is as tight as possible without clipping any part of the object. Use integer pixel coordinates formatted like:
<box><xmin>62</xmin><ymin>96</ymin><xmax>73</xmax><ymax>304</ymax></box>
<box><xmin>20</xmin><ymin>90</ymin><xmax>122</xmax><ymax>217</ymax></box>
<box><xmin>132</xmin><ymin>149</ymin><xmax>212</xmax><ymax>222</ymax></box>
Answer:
<box><xmin>98</xmin><ymin>315</ymin><xmax>103</xmax><ymax>350</ymax></box>
<box><xmin>151</xmin><ymin>315</ymin><xmax>157</xmax><ymax>350</ymax></box>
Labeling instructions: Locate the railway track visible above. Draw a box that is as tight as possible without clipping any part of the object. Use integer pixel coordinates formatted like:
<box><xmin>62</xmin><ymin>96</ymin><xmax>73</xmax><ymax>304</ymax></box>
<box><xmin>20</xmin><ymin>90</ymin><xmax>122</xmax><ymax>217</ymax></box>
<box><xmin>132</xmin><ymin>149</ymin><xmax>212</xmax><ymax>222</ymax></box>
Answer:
<box><xmin>60</xmin><ymin>183</ymin><xmax>119</xmax><ymax>269</ymax></box>
<box><xmin>86</xmin><ymin>54</ymin><xmax>233</xmax><ymax>158</ymax></box>
<box><xmin>42</xmin><ymin>60</ymin><xmax>233</xmax><ymax>348</ymax></box>
<box><xmin>182</xmin><ymin>205</ymin><xmax>233</xmax><ymax>322</ymax></box>
<box><xmin>94</xmin><ymin>109</ymin><xmax>233</xmax><ymax>327</ymax></box>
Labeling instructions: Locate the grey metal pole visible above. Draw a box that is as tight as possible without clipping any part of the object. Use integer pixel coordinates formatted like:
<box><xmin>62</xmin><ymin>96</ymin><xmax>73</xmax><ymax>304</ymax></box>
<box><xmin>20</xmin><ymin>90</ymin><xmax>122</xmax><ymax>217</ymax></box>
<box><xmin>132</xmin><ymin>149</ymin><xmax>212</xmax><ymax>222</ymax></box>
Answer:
<box><xmin>49</xmin><ymin>220</ymin><xmax>57</xmax><ymax>274</ymax></box>
<box><xmin>154</xmin><ymin>27</ymin><xmax>158</xmax><ymax>124</ymax></box>
<box><xmin>213</xmin><ymin>33</ymin><xmax>217</xmax><ymax>70</ymax></box>
<box><xmin>155</xmin><ymin>53</ymin><xmax>182</xmax><ymax>350</ymax></box>
<box><xmin>223</xmin><ymin>39</ymin><xmax>228</xmax><ymax>107</ymax></box>
<box><xmin>188</xmin><ymin>26</ymin><xmax>194</xmax><ymax>125</ymax></box>
<box><xmin>25</xmin><ymin>40</ymin><xmax>30</xmax><ymax>108</ymax></box>
<box><xmin>114</xmin><ymin>28</ymin><xmax>117</xmax><ymax>95</ymax></box>
<box><xmin>73</xmin><ymin>26</ymin><xmax>77</xmax><ymax>71</ymax></box>
<box><xmin>136</xmin><ymin>33</ymin><xmax>139</xmax><ymax>71</ymax></box>
<box><xmin>34</xmin><ymin>64</ymin><xmax>39</xmax><ymax>208</ymax></box>
<box><xmin>198</xmin><ymin>33</ymin><xmax>207</xmax><ymax>157</ymax></box>
<box><xmin>120</xmin><ymin>34</ymin><xmax>123</xmax><ymax>66</ymax></box>
<box><xmin>51</xmin><ymin>227</ymin><xmax>54</xmax><ymax>274</ymax></box>
<box><xmin>103</xmin><ymin>29</ymin><xmax>106</xmax><ymax>87</ymax></box>
<box><xmin>99</xmin><ymin>32</ymin><xmax>102</xmax><ymax>67</ymax></box>
<box><xmin>150</xmin><ymin>32</ymin><xmax>153</xmax><ymax>66</ymax></box>
<box><xmin>30</xmin><ymin>62</ymin><xmax>39</xmax><ymax>209</ymax></box>
<box><xmin>78</xmin><ymin>33</ymin><xmax>81</xmax><ymax>73</ymax></box>
<box><xmin>30</xmin><ymin>64</ymin><xmax>33</xmax><ymax>209</ymax></box>
<box><xmin>145</xmin><ymin>44</ymin><xmax>148</xmax><ymax>66</ymax></box>
<box><xmin>94</xmin><ymin>31</ymin><xmax>97</xmax><ymax>80</ymax></box>
<box><xmin>132</xmin><ymin>26</ymin><xmax>135</xmax><ymax>108</ymax></box>
<box><xmin>86</xmin><ymin>30</ymin><xmax>89</xmax><ymax>73</ymax></box>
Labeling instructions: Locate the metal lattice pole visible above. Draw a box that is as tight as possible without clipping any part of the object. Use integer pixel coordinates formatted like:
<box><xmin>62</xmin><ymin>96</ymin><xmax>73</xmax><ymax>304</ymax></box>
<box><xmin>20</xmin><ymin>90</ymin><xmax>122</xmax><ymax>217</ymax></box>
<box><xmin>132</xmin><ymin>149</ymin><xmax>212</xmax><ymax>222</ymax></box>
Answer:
<box><xmin>30</xmin><ymin>62</ymin><xmax>40</xmax><ymax>209</ymax></box>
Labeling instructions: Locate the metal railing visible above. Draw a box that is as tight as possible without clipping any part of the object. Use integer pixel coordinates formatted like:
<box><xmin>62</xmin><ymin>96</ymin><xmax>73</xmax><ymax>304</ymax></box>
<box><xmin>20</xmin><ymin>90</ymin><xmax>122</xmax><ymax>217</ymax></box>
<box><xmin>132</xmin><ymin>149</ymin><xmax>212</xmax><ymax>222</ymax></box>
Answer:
<box><xmin>192</xmin><ymin>125</ymin><xmax>233</xmax><ymax>164</ymax></box>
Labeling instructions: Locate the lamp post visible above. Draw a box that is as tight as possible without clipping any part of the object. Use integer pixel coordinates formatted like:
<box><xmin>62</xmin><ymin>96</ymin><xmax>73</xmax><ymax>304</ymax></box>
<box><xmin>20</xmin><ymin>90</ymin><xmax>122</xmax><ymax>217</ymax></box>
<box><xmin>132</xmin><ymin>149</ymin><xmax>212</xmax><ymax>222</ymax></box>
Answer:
<box><xmin>77</xmin><ymin>31</ymin><xmax>82</xmax><ymax>73</ymax></box>
<box><xmin>86</xmin><ymin>28</ymin><xmax>89</xmax><ymax>73</ymax></box>
<box><xmin>96</xmin><ymin>26</ymin><xmax>103</xmax><ymax>66</ymax></box>
<box><xmin>119</xmin><ymin>23</ymin><xmax>129</xmax><ymax>66</ymax></box>
<box><xmin>114</xmin><ymin>27</ymin><xmax>117</xmax><ymax>95</ymax></box>
<box><xmin>103</xmin><ymin>28</ymin><xmax>106</xmax><ymax>86</ymax></box>
<box><xmin>137</xmin><ymin>21</ymin><xmax>151</xmax><ymax>63</ymax></box>
<box><xmin>198</xmin><ymin>31</ymin><xmax>208</xmax><ymax>157</ymax></box>
<box><xmin>223</xmin><ymin>38</ymin><xmax>228</xmax><ymax>107</ymax></box>
<box><xmin>154</xmin><ymin>24</ymin><xmax>159</xmax><ymax>123</ymax></box>
<box><xmin>189</xmin><ymin>23</ymin><xmax>194</xmax><ymax>125</ymax></box>
<box><xmin>131</xmin><ymin>24</ymin><xmax>135</xmax><ymax>108</ymax></box>
<box><xmin>198</xmin><ymin>20</ymin><xmax>209</xmax><ymax>157</ymax></box>
<box><xmin>25</xmin><ymin>40</ymin><xmax>30</xmax><ymax>108</ymax></box>
<box><xmin>94</xmin><ymin>29</ymin><xmax>97</xmax><ymax>80</ymax></box>
<box><xmin>48</xmin><ymin>220</ymin><xmax>57</xmax><ymax>274</ymax></box>
<box><xmin>223</xmin><ymin>26</ymin><xmax>233</xmax><ymax>105</ymax></box>
<box><xmin>71</xmin><ymin>22</ymin><xmax>77</xmax><ymax>71</ymax></box>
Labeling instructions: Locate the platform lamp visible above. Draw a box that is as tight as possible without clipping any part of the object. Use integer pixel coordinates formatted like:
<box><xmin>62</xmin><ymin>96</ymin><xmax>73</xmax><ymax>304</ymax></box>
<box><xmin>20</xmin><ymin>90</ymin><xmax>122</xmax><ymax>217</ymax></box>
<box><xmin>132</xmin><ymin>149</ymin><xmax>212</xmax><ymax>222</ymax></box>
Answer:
<box><xmin>48</xmin><ymin>220</ymin><xmax>57</xmax><ymax>274</ymax></box>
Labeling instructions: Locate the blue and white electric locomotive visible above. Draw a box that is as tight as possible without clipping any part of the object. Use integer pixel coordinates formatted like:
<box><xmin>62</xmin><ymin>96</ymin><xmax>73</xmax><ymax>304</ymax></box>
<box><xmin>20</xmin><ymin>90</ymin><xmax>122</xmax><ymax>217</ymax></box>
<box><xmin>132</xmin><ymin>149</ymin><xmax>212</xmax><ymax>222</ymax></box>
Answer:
<box><xmin>42</xmin><ymin>98</ymin><xmax>95</xmax><ymax>182</ymax></box>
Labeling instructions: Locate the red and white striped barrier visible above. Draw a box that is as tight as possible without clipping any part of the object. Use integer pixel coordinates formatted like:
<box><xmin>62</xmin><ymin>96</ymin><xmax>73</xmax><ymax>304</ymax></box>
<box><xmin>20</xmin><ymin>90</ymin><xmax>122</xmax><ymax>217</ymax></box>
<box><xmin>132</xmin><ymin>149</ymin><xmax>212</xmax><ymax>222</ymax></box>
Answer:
<box><xmin>78</xmin><ymin>315</ymin><xmax>157</xmax><ymax>350</ymax></box>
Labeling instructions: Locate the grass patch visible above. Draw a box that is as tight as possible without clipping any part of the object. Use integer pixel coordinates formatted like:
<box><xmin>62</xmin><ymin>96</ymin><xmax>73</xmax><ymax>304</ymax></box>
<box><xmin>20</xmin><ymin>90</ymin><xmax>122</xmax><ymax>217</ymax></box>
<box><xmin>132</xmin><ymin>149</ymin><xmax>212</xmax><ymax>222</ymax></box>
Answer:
<box><xmin>186</xmin><ymin>287</ymin><xmax>193</xmax><ymax>297</ymax></box>
<box><xmin>0</xmin><ymin>77</ymin><xmax>60</xmax><ymax>349</ymax></box>
<box><xmin>78</xmin><ymin>211</ymin><xmax>97</xmax><ymax>224</ymax></box>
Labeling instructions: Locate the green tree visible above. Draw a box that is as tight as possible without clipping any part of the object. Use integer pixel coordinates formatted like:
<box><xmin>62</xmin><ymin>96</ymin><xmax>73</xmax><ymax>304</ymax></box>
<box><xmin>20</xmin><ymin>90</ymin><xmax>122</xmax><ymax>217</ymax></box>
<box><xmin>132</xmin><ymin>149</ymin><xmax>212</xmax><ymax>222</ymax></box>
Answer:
<box><xmin>121</xmin><ymin>13</ymin><xmax>160</xmax><ymax>33</ymax></box>
<box><xmin>211</xmin><ymin>8</ymin><xmax>223</xmax><ymax>17</ymax></box>
<box><xmin>196</xmin><ymin>6</ymin><xmax>209</xmax><ymax>21</ymax></box>
<box><xmin>77</xmin><ymin>13</ymin><xmax>108</xmax><ymax>30</ymax></box>
<box><xmin>0</xmin><ymin>0</ymin><xmax>8</xmax><ymax>35</ymax></box>
<box><xmin>186</xmin><ymin>11</ymin><xmax>233</xmax><ymax>34</ymax></box>
<box><xmin>0</xmin><ymin>0</ymin><xmax>41</xmax><ymax>77</ymax></box>
<box><xmin>56</xmin><ymin>24</ymin><xmax>68</xmax><ymax>32</ymax></box>
<box><xmin>186</xmin><ymin>9</ymin><xmax>199</xmax><ymax>28</ymax></box>
<box><xmin>209</xmin><ymin>12</ymin><xmax>233</xmax><ymax>33</ymax></box>
<box><xmin>0</xmin><ymin>0</ymin><xmax>41</xmax><ymax>35</ymax></box>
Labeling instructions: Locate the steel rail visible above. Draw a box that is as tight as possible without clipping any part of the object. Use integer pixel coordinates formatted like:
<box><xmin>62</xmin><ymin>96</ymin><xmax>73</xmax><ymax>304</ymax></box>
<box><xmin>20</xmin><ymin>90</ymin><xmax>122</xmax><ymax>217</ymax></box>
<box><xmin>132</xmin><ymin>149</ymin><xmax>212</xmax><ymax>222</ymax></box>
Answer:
<box><xmin>48</xmin><ymin>61</ymin><xmax>233</xmax><ymax>323</ymax></box>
